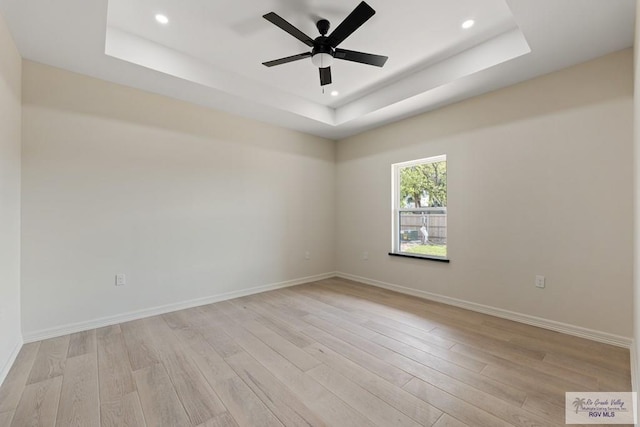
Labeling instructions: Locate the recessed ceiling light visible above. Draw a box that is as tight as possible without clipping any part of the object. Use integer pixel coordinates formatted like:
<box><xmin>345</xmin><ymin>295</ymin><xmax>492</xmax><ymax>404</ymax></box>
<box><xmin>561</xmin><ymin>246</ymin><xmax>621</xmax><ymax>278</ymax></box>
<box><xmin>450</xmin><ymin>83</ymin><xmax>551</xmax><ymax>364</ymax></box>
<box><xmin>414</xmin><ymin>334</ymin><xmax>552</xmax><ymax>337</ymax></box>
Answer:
<box><xmin>462</xmin><ymin>19</ymin><xmax>475</xmax><ymax>29</ymax></box>
<box><xmin>155</xmin><ymin>14</ymin><xmax>169</xmax><ymax>25</ymax></box>
<box><xmin>331</xmin><ymin>90</ymin><xmax>339</xmax><ymax>96</ymax></box>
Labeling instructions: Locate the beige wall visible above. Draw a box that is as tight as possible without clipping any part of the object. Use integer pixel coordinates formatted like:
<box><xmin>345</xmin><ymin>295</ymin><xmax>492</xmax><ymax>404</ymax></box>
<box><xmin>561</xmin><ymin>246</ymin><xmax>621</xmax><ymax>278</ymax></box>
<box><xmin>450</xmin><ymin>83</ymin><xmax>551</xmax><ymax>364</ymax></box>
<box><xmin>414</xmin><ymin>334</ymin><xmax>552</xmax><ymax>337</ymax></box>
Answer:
<box><xmin>0</xmin><ymin>12</ymin><xmax>22</xmax><ymax>380</ymax></box>
<box><xmin>21</xmin><ymin>61</ymin><xmax>336</xmax><ymax>337</ymax></box>
<box><xmin>633</xmin><ymin>0</ymin><xmax>640</xmax><ymax>397</ymax></box>
<box><xmin>11</xmin><ymin>31</ymin><xmax>637</xmax><ymax>346</ymax></box>
<box><xmin>337</xmin><ymin>49</ymin><xmax>634</xmax><ymax>337</ymax></box>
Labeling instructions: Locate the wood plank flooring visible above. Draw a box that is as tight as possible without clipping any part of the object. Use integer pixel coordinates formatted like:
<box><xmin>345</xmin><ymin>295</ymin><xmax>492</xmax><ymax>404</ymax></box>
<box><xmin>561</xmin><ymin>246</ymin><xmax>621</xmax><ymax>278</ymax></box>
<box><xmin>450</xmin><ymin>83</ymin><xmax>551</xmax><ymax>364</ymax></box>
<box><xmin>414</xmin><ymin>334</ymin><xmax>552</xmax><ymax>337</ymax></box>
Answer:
<box><xmin>0</xmin><ymin>278</ymin><xmax>632</xmax><ymax>426</ymax></box>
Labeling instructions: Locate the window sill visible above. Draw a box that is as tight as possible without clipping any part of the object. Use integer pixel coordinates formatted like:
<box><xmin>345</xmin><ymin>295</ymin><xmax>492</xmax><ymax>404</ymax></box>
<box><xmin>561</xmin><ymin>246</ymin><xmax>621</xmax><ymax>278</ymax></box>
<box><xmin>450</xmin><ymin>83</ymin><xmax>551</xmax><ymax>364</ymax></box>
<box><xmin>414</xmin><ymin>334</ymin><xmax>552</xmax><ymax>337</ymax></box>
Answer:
<box><xmin>388</xmin><ymin>252</ymin><xmax>450</xmax><ymax>263</ymax></box>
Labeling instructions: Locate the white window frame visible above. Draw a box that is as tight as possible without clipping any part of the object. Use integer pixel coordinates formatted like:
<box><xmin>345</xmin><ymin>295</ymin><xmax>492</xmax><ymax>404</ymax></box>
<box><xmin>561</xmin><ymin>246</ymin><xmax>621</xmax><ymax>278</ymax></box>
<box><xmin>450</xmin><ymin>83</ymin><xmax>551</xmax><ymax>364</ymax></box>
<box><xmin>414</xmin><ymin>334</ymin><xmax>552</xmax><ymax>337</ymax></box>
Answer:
<box><xmin>391</xmin><ymin>154</ymin><xmax>448</xmax><ymax>259</ymax></box>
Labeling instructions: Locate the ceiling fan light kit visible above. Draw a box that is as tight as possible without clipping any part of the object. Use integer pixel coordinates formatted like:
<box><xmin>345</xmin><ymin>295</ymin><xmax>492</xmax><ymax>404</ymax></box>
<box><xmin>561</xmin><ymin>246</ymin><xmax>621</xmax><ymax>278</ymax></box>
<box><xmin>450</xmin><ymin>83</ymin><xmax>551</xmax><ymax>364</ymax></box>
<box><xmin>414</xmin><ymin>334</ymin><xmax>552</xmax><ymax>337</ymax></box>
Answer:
<box><xmin>262</xmin><ymin>1</ymin><xmax>388</xmax><ymax>87</ymax></box>
<box><xmin>311</xmin><ymin>53</ymin><xmax>333</xmax><ymax>68</ymax></box>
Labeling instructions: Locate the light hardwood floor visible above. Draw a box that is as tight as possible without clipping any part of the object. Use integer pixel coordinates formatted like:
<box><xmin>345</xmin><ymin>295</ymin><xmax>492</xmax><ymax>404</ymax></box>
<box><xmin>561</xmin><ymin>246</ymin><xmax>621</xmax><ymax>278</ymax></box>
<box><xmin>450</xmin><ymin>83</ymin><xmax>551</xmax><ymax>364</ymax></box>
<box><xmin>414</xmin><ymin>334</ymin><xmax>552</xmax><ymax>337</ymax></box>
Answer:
<box><xmin>0</xmin><ymin>278</ymin><xmax>631</xmax><ymax>426</ymax></box>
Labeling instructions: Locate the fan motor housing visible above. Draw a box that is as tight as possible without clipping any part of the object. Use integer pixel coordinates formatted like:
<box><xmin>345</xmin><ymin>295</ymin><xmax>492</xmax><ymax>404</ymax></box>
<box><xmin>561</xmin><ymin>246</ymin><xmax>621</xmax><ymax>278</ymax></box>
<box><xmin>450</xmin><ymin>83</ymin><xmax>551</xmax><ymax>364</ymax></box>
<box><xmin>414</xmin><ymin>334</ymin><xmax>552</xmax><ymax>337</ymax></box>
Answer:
<box><xmin>312</xmin><ymin>37</ymin><xmax>335</xmax><ymax>58</ymax></box>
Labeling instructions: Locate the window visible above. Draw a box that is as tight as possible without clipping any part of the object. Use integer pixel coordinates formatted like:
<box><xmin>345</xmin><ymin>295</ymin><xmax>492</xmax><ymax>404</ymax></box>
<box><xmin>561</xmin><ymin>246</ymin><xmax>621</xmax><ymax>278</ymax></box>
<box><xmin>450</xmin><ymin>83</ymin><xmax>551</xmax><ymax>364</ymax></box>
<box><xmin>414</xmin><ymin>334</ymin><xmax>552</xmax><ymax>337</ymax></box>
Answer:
<box><xmin>392</xmin><ymin>155</ymin><xmax>448</xmax><ymax>260</ymax></box>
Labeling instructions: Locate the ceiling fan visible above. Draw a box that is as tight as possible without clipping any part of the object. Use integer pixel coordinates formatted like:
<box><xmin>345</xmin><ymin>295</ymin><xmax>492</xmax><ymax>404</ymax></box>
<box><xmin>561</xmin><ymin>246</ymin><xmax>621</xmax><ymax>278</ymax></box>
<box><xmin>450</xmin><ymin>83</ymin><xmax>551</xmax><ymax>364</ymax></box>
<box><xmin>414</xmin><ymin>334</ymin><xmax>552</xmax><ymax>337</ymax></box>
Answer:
<box><xmin>262</xmin><ymin>1</ymin><xmax>388</xmax><ymax>86</ymax></box>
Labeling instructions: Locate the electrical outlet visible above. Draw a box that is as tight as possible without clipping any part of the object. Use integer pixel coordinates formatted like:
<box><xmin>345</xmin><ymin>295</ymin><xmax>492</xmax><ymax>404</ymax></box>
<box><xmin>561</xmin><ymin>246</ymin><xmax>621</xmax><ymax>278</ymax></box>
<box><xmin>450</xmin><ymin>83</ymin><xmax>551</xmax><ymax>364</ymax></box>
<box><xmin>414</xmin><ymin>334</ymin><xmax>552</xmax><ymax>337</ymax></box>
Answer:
<box><xmin>362</xmin><ymin>251</ymin><xmax>369</xmax><ymax>260</ymax></box>
<box><xmin>535</xmin><ymin>275</ymin><xmax>545</xmax><ymax>288</ymax></box>
<box><xmin>115</xmin><ymin>273</ymin><xmax>126</xmax><ymax>286</ymax></box>
<box><xmin>304</xmin><ymin>251</ymin><xmax>311</xmax><ymax>260</ymax></box>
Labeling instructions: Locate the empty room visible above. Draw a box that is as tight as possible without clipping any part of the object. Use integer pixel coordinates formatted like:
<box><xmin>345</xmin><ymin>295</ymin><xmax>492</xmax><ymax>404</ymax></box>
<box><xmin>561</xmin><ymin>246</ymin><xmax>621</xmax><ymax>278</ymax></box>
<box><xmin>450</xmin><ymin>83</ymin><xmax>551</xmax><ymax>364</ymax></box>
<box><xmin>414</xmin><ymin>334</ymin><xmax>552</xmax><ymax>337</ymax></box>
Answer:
<box><xmin>0</xmin><ymin>0</ymin><xmax>639</xmax><ymax>426</ymax></box>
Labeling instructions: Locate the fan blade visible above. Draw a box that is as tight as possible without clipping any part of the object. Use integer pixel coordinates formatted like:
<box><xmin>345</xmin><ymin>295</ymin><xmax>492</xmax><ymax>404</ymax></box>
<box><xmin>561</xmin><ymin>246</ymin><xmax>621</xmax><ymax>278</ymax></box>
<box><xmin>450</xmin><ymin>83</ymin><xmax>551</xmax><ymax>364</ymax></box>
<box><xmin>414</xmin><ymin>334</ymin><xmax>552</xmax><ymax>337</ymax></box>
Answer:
<box><xmin>334</xmin><ymin>48</ymin><xmax>387</xmax><ymax>67</ymax></box>
<box><xmin>319</xmin><ymin>67</ymin><xmax>332</xmax><ymax>86</ymax></box>
<box><xmin>263</xmin><ymin>12</ymin><xmax>314</xmax><ymax>47</ymax></box>
<box><xmin>263</xmin><ymin>52</ymin><xmax>311</xmax><ymax>67</ymax></box>
<box><xmin>326</xmin><ymin>1</ymin><xmax>375</xmax><ymax>48</ymax></box>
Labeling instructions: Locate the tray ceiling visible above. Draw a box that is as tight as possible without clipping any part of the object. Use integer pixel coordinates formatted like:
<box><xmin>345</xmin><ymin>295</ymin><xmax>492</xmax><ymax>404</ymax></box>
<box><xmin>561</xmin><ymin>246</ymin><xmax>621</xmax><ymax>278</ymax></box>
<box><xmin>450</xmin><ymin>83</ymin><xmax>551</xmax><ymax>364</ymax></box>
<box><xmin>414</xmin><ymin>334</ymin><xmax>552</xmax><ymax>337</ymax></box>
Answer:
<box><xmin>0</xmin><ymin>0</ymin><xmax>635</xmax><ymax>139</ymax></box>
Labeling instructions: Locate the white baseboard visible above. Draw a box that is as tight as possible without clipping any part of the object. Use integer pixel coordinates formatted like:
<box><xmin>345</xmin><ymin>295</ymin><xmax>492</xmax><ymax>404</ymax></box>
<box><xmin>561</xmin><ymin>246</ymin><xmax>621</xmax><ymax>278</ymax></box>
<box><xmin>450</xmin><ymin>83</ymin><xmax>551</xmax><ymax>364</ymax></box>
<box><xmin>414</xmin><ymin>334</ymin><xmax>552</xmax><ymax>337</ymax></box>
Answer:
<box><xmin>336</xmin><ymin>272</ymin><xmax>633</xmax><ymax>349</ymax></box>
<box><xmin>631</xmin><ymin>341</ymin><xmax>638</xmax><ymax>391</ymax></box>
<box><xmin>23</xmin><ymin>272</ymin><xmax>335</xmax><ymax>343</ymax></box>
<box><xmin>0</xmin><ymin>339</ymin><xmax>23</xmax><ymax>387</ymax></box>
<box><xmin>22</xmin><ymin>270</ymin><xmax>633</xmax><ymax>350</ymax></box>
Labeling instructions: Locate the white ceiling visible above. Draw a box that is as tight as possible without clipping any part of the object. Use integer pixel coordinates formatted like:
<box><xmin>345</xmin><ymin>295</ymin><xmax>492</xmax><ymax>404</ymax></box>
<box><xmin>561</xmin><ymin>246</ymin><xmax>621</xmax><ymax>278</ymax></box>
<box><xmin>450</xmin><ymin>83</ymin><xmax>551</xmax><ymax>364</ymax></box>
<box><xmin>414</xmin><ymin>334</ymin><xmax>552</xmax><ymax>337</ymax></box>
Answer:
<box><xmin>0</xmin><ymin>0</ymin><xmax>635</xmax><ymax>139</ymax></box>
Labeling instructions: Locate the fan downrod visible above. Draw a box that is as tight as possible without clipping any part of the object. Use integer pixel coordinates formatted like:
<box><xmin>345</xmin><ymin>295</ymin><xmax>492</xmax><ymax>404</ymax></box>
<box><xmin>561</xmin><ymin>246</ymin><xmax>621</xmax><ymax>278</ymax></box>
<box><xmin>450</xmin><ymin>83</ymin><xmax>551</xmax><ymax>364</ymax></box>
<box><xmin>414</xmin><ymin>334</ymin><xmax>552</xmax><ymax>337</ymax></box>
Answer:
<box><xmin>316</xmin><ymin>19</ymin><xmax>330</xmax><ymax>36</ymax></box>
